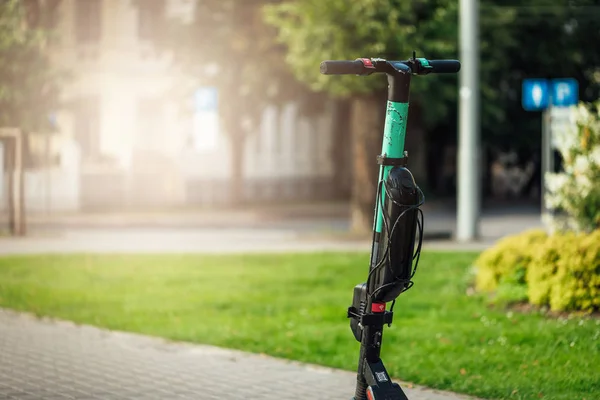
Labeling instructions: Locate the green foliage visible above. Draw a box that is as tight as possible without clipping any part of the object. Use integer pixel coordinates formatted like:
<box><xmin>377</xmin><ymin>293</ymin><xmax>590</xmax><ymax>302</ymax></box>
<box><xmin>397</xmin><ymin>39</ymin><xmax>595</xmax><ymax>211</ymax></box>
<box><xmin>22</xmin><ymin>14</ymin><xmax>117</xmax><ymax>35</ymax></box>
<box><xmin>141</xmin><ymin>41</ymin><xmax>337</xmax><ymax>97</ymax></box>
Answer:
<box><xmin>265</xmin><ymin>1</ymin><xmax>600</xmax><ymax>146</ymax></box>
<box><xmin>475</xmin><ymin>229</ymin><xmax>600</xmax><ymax>312</ymax></box>
<box><xmin>474</xmin><ymin>229</ymin><xmax>548</xmax><ymax>294</ymax></box>
<box><xmin>264</xmin><ymin>0</ymin><xmax>465</xmax><ymax>127</ymax></box>
<box><xmin>527</xmin><ymin>230</ymin><xmax>600</xmax><ymax>312</ymax></box>
<box><xmin>524</xmin><ymin>235</ymin><xmax>561</xmax><ymax>308</ymax></box>
<box><xmin>545</xmin><ymin>101</ymin><xmax>600</xmax><ymax>233</ymax></box>
<box><xmin>0</xmin><ymin>0</ymin><xmax>64</xmax><ymax>132</ymax></box>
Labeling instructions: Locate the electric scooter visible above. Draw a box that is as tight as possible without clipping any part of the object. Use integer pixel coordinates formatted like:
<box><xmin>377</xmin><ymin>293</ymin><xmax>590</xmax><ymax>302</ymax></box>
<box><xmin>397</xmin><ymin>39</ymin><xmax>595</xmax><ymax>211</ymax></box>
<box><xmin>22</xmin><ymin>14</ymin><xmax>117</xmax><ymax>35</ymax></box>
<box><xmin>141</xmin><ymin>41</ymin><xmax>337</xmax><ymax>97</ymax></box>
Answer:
<box><xmin>320</xmin><ymin>53</ymin><xmax>461</xmax><ymax>400</ymax></box>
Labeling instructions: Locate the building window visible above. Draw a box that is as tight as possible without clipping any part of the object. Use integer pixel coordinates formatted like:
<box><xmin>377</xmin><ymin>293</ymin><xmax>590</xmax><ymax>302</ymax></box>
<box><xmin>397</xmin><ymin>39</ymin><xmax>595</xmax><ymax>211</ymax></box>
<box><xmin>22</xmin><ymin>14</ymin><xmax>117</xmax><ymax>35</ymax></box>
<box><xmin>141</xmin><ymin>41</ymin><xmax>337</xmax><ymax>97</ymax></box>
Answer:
<box><xmin>138</xmin><ymin>0</ymin><xmax>165</xmax><ymax>42</ymax></box>
<box><xmin>74</xmin><ymin>96</ymin><xmax>101</xmax><ymax>160</ymax></box>
<box><xmin>75</xmin><ymin>0</ymin><xmax>102</xmax><ymax>44</ymax></box>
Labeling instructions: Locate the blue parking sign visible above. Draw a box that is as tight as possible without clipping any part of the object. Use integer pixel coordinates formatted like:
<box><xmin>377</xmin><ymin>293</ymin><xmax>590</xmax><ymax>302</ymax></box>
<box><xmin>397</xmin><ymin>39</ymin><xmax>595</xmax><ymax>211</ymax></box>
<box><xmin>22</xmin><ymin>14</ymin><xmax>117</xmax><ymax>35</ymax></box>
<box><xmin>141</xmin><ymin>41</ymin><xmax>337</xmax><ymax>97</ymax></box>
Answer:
<box><xmin>522</xmin><ymin>79</ymin><xmax>549</xmax><ymax>111</ymax></box>
<box><xmin>551</xmin><ymin>79</ymin><xmax>578</xmax><ymax>107</ymax></box>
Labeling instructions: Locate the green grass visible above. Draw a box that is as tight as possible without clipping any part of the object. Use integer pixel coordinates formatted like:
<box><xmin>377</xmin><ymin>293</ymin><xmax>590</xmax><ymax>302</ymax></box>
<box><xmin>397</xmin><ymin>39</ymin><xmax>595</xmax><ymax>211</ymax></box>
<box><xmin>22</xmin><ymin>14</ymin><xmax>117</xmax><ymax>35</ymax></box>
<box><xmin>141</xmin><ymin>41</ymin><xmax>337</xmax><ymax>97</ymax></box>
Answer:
<box><xmin>0</xmin><ymin>252</ymin><xmax>598</xmax><ymax>400</ymax></box>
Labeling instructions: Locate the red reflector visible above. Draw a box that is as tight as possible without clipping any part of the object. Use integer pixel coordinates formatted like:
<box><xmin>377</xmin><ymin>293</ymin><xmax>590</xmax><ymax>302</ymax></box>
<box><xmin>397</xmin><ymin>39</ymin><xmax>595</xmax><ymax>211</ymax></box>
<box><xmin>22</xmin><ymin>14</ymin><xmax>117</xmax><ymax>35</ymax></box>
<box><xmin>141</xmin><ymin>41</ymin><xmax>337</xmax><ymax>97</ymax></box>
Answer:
<box><xmin>366</xmin><ymin>387</ymin><xmax>375</xmax><ymax>400</ymax></box>
<box><xmin>372</xmin><ymin>303</ymin><xmax>386</xmax><ymax>313</ymax></box>
<box><xmin>359</xmin><ymin>58</ymin><xmax>375</xmax><ymax>68</ymax></box>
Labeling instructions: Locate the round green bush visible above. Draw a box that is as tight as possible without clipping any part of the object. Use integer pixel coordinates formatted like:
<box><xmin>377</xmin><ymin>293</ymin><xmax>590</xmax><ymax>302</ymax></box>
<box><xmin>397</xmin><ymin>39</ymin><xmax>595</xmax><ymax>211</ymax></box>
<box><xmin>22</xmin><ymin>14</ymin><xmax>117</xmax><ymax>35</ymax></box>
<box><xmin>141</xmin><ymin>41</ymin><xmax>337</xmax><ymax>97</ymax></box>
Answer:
<box><xmin>527</xmin><ymin>230</ymin><xmax>600</xmax><ymax>312</ymax></box>
<box><xmin>474</xmin><ymin>229</ymin><xmax>600</xmax><ymax>312</ymax></box>
<box><xmin>474</xmin><ymin>229</ymin><xmax>548</xmax><ymax>292</ymax></box>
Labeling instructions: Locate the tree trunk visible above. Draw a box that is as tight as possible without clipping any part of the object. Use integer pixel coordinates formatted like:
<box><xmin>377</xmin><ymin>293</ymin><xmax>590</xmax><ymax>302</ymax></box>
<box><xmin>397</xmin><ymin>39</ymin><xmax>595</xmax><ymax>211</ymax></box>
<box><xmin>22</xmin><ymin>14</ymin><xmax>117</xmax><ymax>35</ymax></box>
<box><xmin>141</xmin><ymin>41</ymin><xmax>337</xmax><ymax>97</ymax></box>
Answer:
<box><xmin>350</xmin><ymin>92</ymin><xmax>387</xmax><ymax>234</ymax></box>
<box><xmin>228</xmin><ymin>128</ymin><xmax>246</xmax><ymax>206</ymax></box>
<box><xmin>220</xmin><ymin>77</ymin><xmax>249</xmax><ymax>207</ymax></box>
<box><xmin>6</xmin><ymin>139</ymin><xmax>15</xmax><ymax>234</ymax></box>
<box><xmin>404</xmin><ymin>101</ymin><xmax>428</xmax><ymax>188</ymax></box>
<box><xmin>330</xmin><ymin>98</ymin><xmax>352</xmax><ymax>199</ymax></box>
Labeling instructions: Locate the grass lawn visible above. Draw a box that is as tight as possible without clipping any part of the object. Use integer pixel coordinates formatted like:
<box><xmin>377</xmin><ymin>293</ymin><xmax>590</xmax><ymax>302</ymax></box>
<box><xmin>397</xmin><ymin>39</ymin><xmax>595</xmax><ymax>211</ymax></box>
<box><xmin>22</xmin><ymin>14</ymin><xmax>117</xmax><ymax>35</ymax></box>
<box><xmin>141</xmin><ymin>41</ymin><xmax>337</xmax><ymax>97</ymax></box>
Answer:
<box><xmin>0</xmin><ymin>252</ymin><xmax>597</xmax><ymax>400</ymax></box>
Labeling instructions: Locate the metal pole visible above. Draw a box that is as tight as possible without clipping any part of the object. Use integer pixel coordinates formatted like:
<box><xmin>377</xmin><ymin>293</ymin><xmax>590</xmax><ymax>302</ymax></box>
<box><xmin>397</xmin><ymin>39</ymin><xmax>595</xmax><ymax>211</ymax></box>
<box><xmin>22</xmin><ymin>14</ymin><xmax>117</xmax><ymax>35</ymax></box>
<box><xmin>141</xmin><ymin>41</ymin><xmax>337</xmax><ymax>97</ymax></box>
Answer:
<box><xmin>541</xmin><ymin>106</ymin><xmax>554</xmax><ymax>232</ymax></box>
<box><xmin>457</xmin><ymin>0</ymin><xmax>480</xmax><ymax>241</ymax></box>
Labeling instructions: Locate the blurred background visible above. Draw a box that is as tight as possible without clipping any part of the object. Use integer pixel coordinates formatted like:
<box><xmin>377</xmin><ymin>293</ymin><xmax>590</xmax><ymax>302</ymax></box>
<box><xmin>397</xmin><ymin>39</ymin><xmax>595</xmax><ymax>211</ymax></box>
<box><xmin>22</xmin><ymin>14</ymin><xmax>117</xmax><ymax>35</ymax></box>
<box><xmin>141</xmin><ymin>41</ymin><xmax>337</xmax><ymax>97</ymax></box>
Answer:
<box><xmin>0</xmin><ymin>3</ymin><xmax>598</xmax><ymax>399</ymax></box>
<box><xmin>0</xmin><ymin>0</ymin><xmax>599</xmax><ymax>245</ymax></box>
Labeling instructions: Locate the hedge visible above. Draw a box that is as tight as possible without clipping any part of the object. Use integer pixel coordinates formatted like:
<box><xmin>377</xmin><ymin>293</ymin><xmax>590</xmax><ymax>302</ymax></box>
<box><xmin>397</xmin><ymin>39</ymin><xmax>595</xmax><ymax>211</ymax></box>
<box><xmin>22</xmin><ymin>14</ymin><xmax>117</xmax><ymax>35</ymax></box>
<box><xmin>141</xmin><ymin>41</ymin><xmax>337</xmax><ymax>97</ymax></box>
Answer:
<box><xmin>474</xmin><ymin>229</ymin><xmax>600</xmax><ymax>312</ymax></box>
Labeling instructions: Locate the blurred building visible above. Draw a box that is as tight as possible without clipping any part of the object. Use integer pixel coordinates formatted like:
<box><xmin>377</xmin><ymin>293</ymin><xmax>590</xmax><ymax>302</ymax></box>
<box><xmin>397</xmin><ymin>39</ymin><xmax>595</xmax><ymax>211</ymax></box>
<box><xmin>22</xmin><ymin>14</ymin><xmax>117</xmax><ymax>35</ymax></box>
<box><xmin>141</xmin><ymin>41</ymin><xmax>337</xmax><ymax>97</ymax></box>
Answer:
<box><xmin>19</xmin><ymin>0</ymin><xmax>336</xmax><ymax>212</ymax></box>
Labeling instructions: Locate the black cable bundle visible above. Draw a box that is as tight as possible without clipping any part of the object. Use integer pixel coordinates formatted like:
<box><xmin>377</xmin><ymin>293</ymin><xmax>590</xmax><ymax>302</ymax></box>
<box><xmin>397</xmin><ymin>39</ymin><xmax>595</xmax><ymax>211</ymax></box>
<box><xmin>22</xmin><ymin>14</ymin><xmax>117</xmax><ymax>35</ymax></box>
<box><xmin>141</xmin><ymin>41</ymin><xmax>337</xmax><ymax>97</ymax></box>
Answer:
<box><xmin>366</xmin><ymin>174</ymin><xmax>424</xmax><ymax>310</ymax></box>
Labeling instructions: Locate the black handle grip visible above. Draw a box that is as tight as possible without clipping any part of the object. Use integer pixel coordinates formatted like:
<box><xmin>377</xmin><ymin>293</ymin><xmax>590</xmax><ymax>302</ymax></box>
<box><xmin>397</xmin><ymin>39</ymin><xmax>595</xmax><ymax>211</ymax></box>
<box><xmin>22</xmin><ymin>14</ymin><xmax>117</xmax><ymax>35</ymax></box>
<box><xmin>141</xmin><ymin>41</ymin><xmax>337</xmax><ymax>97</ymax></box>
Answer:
<box><xmin>428</xmin><ymin>60</ymin><xmax>461</xmax><ymax>73</ymax></box>
<box><xmin>320</xmin><ymin>60</ymin><xmax>365</xmax><ymax>75</ymax></box>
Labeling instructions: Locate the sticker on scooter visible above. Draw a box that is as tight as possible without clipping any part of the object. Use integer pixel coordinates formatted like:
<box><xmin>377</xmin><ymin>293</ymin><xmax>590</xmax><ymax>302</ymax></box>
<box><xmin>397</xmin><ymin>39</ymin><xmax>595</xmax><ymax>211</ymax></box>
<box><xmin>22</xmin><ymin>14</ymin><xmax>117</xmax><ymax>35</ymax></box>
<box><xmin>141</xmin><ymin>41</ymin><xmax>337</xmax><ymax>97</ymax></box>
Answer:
<box><xmin>375</xmin><ymin>371</ymin><xmax>388</xmax><ymax>382</ymax></box>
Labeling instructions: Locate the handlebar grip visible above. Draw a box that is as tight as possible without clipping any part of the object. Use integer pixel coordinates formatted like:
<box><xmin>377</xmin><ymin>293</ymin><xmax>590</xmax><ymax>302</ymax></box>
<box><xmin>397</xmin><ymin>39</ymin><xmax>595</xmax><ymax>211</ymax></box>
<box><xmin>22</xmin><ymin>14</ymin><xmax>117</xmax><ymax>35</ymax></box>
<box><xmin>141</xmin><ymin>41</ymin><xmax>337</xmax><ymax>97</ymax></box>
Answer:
<box><xmin>320</xmin><ymin>60</ymin><xmax>365</xmax><ymax>75</ymax></box>
<box><xmin>428</xmin><ymin>60</ymin><xmax>461</xmax><ymax>73</ymax></box>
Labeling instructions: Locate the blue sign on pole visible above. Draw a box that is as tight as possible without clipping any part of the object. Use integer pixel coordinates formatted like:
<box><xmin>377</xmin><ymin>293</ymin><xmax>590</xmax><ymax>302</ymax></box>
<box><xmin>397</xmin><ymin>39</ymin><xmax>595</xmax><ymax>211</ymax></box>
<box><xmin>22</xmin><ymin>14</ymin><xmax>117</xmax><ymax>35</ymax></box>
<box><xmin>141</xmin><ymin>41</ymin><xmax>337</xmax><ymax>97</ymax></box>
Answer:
<box><xmin>551</xmin><ymin>78</ymin><xmax>578</xmax><ymax>107</ymax></box>
<box><xmin>194</xmin><ymin>87</ymin><xmax>218</xmax><ymax>112</ymax></box>
<box><xmin>522</xmin><ymin>78</ymin><xmax>579</xmax><ymax>111</ymax></box>
<box><xmin>522</xmin><ymin>79</ymin><xmax>549</xmax><ymax>111</ymax></box>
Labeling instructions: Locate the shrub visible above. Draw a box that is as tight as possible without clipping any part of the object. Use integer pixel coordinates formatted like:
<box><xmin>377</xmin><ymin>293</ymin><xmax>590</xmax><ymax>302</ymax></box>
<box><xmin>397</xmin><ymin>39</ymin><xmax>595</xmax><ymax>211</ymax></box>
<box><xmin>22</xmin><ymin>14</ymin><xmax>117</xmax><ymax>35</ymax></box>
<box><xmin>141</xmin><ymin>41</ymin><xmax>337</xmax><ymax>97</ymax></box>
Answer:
<box><xmin>525</xmin><ymin>233</ymin><xmax>563</xmax><ymax>307</ymax></box>
<box><xmin>474</xmin><ymin>229</ymin><xmax>548</xmax><ymax>293</ymax></box>
<box><xmin>475</xmin><ymin>229</ymin><xmax>600</xmax><ymax>312</ymax></box>
<box><xmin>527</xmin><ymin>230</ymin><xmax>600</xmax><ymax>312</ymax></box>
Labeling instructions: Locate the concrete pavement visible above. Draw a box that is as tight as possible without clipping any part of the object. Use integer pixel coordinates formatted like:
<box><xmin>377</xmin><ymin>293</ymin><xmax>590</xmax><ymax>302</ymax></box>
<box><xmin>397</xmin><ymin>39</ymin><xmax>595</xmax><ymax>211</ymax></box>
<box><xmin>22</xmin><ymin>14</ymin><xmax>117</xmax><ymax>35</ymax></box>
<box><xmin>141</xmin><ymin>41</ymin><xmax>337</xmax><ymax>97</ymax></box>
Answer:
<box><xmin>0</xmin><ymin>203</ymin><xmax>543</xmax><ymax>255</ymax></box>
<box><xmin>0</xmin><ymin>309</ymin><xmax>481</xmax><ymax>400</ymax></box>
<box><xmin>0</xmin><ymin>226</ymin><xmax>514</xmax><ymax>255</ymax></box>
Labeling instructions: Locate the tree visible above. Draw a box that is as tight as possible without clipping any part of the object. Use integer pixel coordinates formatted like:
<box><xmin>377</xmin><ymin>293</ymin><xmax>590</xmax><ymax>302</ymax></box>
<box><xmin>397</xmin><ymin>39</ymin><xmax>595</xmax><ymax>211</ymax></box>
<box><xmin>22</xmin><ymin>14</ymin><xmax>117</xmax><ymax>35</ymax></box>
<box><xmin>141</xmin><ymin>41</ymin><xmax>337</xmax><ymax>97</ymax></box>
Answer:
<box><xmin>477</xmin><ymin>1</ymin><xmax>600</xmax><ymax>152</ymax></box>
<box><xmin>462</xmin><ymin>1</ymin><xmax>600</xmax><ymax>197</ymax></box>
<box><xmin>264</xmin><ymin>0</ymin><xmax>477</xmax><ymax>232</ymax></box>
<box><xmin>265</xmin><ymin>0</ymin><xmax>600</xmax><ymax>229</ymax></box>
<box><xmin>152</xmin><ymin>0</ymin><xmax>312</xmax><ymax>204</ymax></box>
<box><xmin>0</xmin><ymin>0</ymin><xmax>64</xmax><ymax>133</ymax></box>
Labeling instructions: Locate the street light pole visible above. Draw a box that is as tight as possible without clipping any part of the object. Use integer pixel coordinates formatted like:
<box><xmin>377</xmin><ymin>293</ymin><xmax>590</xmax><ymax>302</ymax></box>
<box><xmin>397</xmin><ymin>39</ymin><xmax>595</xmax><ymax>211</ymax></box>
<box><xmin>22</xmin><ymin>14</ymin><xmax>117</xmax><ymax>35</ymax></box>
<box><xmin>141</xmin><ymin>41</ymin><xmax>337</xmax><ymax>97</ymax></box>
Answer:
<box><xmin>457</xmin><ymin>0</ymin><xmax>481</xmax><ymax>241</ymax></box>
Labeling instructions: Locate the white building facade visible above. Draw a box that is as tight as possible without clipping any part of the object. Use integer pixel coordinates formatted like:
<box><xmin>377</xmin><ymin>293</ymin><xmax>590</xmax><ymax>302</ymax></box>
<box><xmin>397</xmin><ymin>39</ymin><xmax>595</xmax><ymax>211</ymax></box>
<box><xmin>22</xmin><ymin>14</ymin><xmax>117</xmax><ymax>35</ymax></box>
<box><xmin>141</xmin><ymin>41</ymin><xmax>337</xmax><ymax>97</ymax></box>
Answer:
<box><xmin>27</xmin><ymin>0</ymin><xmax>338</xmax><ymax>211</ymax></box>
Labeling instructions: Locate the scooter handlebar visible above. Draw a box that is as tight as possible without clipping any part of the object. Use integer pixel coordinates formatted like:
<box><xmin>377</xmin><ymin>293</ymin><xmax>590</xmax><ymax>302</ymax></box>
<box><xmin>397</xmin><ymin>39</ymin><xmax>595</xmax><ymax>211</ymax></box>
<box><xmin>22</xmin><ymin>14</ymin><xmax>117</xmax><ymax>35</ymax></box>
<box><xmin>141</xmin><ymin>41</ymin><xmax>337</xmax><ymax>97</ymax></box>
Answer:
<box><xmin>319</xmin><ymin>57</ymin><xmax>460</xmax><ymax>76</ymax></box>
<box><xmin>320</xmin><ymin>60</ymin><xmax>367</xmax><ymax>75</ymax></box>
<box><xmin>427</xmin><ymin>60</ymin><xmax>461</xmax><ymax>74</ymax></box>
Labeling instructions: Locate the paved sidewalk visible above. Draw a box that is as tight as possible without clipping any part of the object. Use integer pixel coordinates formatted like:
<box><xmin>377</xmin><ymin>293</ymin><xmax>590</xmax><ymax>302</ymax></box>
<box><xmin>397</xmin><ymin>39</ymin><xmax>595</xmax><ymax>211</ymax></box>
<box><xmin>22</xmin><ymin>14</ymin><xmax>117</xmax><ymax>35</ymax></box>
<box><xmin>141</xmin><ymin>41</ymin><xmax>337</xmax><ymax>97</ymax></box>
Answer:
<box><xmin>0</xmin><ymin>309</ymin><xmax>480</xmax><ymax>400</ymax></box>
<box><xmin>0</xmin><ymin>205</ymin><xmax>542</xmax><ymax>255</ymax></box>
<box><xmin>0</xmin><ymin>227</ymin><xmax>498</xmax><ymax>255</ymax></box>
<box><xmin>0</xmin><ymin>201</ymin><xmax>543</xmax><ymax>255</ymax></box>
